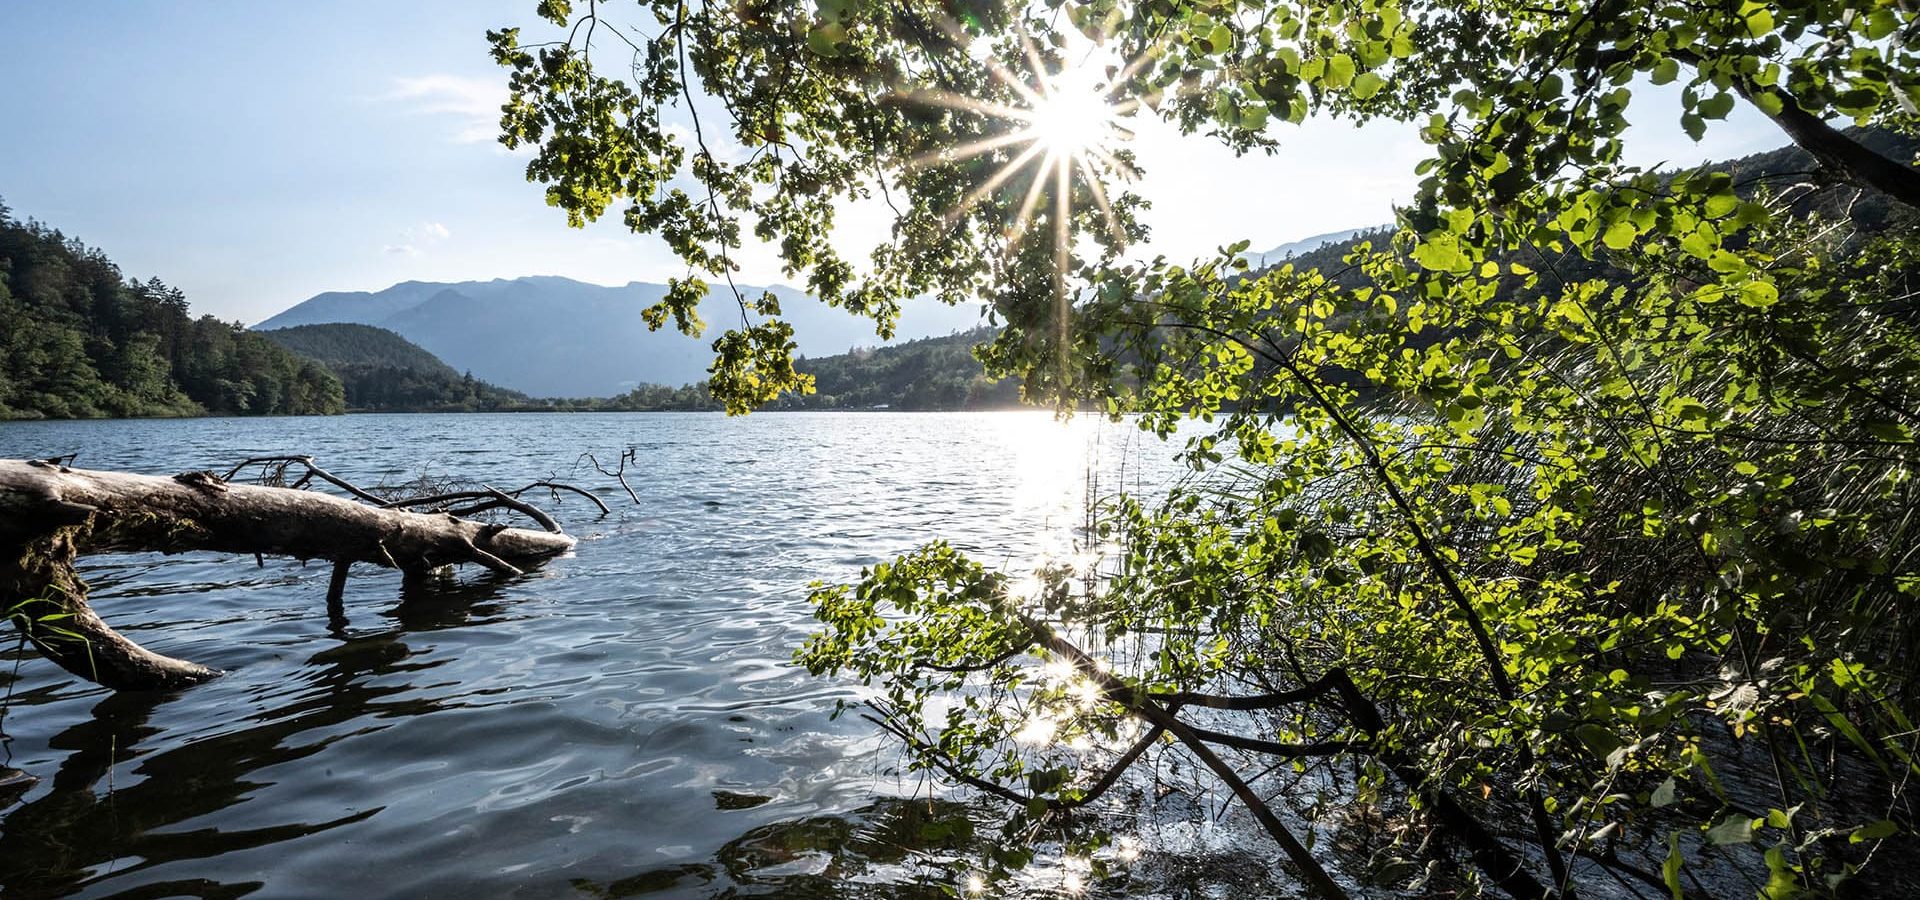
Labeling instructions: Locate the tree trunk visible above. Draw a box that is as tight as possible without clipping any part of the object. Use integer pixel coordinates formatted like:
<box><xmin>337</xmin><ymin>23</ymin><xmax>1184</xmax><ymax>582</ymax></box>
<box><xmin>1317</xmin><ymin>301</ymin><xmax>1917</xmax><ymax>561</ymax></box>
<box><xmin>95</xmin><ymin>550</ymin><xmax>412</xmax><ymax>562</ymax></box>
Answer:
<box><xmin>0</xmin><ymin>459</ymin><xmax>576</xmax><ymax>691</ymax></box>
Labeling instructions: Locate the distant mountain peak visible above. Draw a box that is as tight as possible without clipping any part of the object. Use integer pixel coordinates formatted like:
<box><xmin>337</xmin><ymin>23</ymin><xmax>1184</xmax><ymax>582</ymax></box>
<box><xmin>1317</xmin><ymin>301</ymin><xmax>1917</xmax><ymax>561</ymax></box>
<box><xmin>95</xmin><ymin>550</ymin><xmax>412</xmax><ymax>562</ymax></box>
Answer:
<box><xmin>1238</xmin><ymin>226</ymin><xmax>1385</xmax><ymax>270</ymax></box>
<box><xmin>250</xmin><ymin>275</ymin><xmax>983</xmax><ymax>397</ymax></box>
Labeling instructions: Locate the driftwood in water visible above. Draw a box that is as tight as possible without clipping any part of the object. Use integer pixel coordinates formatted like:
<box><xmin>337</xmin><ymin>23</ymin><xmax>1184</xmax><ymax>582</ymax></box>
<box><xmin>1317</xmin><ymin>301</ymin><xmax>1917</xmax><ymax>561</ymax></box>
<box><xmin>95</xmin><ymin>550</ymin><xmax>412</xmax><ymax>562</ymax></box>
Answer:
<box><xmin>0</xmin><ymin>457</ymin><xmax>578</xmax><ymax>691</ymax></box>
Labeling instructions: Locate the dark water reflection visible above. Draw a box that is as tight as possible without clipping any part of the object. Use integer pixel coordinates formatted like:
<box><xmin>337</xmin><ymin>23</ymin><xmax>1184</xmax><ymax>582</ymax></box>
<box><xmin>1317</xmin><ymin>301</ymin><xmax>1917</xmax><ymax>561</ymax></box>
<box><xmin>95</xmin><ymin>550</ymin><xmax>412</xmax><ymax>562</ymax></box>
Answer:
<box><xmin>0</xmin><ymin>413</ymin><xmax>1188</xmax><ymax>898</ymax></box>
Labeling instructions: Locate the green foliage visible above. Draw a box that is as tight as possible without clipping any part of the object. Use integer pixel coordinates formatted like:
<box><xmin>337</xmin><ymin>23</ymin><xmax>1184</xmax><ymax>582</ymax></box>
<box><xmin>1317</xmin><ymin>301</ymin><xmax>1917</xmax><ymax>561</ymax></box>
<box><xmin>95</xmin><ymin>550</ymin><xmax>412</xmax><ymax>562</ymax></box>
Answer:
<box><xmin>782</xmin><ymin>328</ymin><xmax>1022</xmax><ymax>410</ymax></box>
<box><xmin>259</xmin><ymin>322</ymin><xmax>468</xmax><ymax>374</ymax></box>
<box><xmin>259</xmin><ymin>323</ymin><xmax>534</xmax><ymax>412</ymax></box>
<box><xmin>502</xmin><ymin>0</ymin><xmax>1920</xmax><ymax>893</ymax></box>
<box><xmin>0</xmin><ymin>205</ymin><xmax>344</xmax><ymax>419</ymax></box>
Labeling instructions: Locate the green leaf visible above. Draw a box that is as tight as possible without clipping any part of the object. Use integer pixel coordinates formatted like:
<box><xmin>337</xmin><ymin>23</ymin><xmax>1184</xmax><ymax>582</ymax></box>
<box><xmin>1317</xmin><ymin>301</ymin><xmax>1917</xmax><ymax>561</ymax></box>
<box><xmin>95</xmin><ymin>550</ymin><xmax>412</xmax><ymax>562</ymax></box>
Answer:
<box><xmin>1662</xmin><ymin>833</ymin><xmax>1685</xmax><ymax>900</ymax></box>
<box><xmin>1352</xmin><ymin>71</ymin><xmax>1384</xmax><ymax>100</ymax></box>
<box><xmin>806</xmin><ymin>23</ymin><xmax>848</xmax><ymax>56</ymax></box>
<box><xmin>1682</xmin><ymin>112</ymin><xmax>1706</xmax><ymax>141</ymax></box>
<box><xmin>1325</xmin><ymin>54</ymin><xmax>1356</xmax><ymax>89</ymax></box>
<box><xmin>1207</xmin><ymin>23</ymin><xmax>1233</xmax><ymax>54</ymax></box>
<box><xmin>1651</xmin><ymin>778</ymin><xmax>1678</xmax><ymax>807</ymax></box>
<box><xmin>1575</xmin><ymin>723</ymin><xmax>1624</xmax><ymax>759</ymax></box>
<box><xmin>1851</xmin><ymin>819</ymin><xmax>1899</xmax><ymax>843</ymax></box>
<box><xmin>1705</xmin><ymin>816</ymin><xmax>1754</xmax><ymax>845</ymax></box>
<box><xmin>1412</xmin><ymin>236</ymin><xmax>1468</xmax><ymax>273</ymax></box>
<box><xmin>1762</xmin><ymin>847</ymin><xmax>1800</xmax><ymax>899</ymax></box>
<box><xmin>1651</xmin><ymin>57</ymin><xmax>1680</xmax><ymax>85</ymax></box>
<box><xmin>1698</xmin><ymin>92</ymin><xmax>1736</xmax><ymax>120</ymax></box>
<box><xmin>1601</xmin><ymin>220</ymin><xmax>1638</xmax><ymax>251</ymax></box>
<box><xmin>1708</xmin><ymin>250</ymin><xmax>1747</xmax><ymax>275</ymax></box>
<box><xmin>1738</xmin><ymin>279</ymin><xmax>1779</xmax><ymax>308</ymax></box>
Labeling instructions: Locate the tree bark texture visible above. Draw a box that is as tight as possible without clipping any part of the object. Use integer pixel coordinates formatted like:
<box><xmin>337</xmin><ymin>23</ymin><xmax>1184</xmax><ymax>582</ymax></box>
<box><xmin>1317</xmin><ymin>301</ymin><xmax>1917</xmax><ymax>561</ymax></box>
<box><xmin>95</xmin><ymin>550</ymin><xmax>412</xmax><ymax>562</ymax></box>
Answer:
<box><xmin>0</xmin><ymin>459</ymin><xmax>576</xmax><ymax>691</ymax></box>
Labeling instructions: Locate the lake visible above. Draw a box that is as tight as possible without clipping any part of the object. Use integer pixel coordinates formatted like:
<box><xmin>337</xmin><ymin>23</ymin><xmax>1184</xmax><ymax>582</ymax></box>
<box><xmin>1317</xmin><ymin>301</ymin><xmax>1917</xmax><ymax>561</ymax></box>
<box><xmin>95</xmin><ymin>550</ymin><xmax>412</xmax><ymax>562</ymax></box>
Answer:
<box><xmin>0</xmin><ymin>412</ymin><xmax>1259</xmax><ymax>899</ymax></box>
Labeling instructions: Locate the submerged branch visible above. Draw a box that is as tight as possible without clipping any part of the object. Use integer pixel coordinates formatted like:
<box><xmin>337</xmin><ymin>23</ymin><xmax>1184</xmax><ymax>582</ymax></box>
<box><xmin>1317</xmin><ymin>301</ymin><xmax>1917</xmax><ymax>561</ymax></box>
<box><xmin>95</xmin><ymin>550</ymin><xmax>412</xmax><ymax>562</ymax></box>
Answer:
<box><xmin>1</xmin><ymin>457</ymin><xmax>575</xmax><ymax>691</ymax></box>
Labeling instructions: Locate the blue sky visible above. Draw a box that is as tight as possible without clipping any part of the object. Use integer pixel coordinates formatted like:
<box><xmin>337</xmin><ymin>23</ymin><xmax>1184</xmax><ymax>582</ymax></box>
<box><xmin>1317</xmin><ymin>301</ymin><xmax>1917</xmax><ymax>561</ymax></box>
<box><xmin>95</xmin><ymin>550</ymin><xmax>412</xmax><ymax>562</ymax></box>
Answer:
<box><xmin>0</xmin><ymin>2</ymin><xmax>1789</xmax><ymax>325</ymax></box>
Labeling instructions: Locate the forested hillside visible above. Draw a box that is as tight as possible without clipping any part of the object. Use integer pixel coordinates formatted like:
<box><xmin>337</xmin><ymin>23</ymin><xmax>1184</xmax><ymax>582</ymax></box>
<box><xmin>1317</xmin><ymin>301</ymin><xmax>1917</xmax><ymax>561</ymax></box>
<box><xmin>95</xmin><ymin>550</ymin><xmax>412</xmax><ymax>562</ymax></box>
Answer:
<box><xmin>259</xmin><ymin>320</ymin><xmax>1010</xmax><ymax>412</ymax></box>
<box><xmin>261</xmin><ymin>321</ymin><xmax>721</xmax><ymax>412</ymax></box>
<box><xmin>785</xmin><ymin>328</ymin><xmax>1019</xmax><ymax>410</ymax></box>
<box><xmin>258</xmin><ymin>322</ymin><xmax>465</xmax><ymax>374</ymax></box>
<box><xmin>259</xmin><ymin>322</ymin><xmax>529</xmax><ymax>412</ymax></box>
<box><xmin>0</xmin><ymin>204</ymin><xmax>342</xmax><ymax>419</ymax></box>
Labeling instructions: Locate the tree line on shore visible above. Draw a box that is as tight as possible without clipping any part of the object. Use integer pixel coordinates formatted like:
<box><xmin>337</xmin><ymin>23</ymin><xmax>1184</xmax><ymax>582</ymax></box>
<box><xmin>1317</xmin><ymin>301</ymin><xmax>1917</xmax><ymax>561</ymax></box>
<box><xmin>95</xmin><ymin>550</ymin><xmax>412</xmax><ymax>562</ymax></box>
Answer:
<box><xmin>0</xmin><ymin>209</ymin><xmax>1021</xmax><ymax>419</ymax></box>
<box><xmin>0</xmin><ymin>202</ymin><xmax>343</xmax><ymax>419</ymax></box>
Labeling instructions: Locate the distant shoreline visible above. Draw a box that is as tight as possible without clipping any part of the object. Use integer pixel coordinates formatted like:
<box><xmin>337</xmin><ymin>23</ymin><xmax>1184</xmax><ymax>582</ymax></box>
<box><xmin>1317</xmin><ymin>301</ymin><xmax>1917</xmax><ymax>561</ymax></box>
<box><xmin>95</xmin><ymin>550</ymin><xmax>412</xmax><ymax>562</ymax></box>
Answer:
<box><xmin>0</xmin><ymin>405</ymin><xmax>1055</xmax><ymax>424</ymax></box>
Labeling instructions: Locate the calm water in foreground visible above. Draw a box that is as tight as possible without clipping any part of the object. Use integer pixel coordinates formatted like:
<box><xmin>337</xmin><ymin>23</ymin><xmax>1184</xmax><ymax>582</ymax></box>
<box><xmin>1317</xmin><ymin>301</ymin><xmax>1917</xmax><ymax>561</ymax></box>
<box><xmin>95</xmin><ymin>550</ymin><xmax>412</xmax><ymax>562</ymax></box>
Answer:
<box><xmin>0</xmin><ymin>412</ymin><xmax>1243</xmax><ymax>899</ymax></box>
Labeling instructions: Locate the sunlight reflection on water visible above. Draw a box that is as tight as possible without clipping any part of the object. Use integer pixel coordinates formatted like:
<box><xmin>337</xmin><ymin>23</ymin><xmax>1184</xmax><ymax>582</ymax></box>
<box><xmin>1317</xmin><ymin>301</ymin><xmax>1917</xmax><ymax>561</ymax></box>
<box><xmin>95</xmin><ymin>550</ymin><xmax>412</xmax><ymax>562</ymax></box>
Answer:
<box><xmin>0</xmin><ymin>411</ymin><xmax>1277</xmax><ymax>898</ymax></box>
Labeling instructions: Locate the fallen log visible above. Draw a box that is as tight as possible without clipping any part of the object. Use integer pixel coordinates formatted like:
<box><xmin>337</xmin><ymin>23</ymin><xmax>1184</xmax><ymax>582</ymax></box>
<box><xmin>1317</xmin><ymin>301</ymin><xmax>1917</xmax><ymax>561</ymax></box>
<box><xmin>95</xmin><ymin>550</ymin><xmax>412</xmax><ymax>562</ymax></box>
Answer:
<box><xmin>0</xmin><ymin>458</ymin><xmax>577</xmax><ymax>691</ymax></box>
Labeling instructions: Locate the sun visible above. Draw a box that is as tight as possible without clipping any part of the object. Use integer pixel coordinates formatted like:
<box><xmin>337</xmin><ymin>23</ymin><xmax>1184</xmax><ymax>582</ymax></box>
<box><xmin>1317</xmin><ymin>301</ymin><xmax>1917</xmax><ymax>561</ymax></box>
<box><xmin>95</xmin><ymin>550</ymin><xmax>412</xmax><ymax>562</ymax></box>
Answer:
<box><xmin>907</xmin><ymin>46</ymin><xmax>1147</xmax><ymax>253</ymax></box>
<box><xmin>1023</xmin><ymin>67</ymin><xmax>1123</xmax><ymax>159</ymax></box>
<box><xmin>904</xmin><ymin>42</ymin><xmax>1150</xmax><ymax>389</ymax></box>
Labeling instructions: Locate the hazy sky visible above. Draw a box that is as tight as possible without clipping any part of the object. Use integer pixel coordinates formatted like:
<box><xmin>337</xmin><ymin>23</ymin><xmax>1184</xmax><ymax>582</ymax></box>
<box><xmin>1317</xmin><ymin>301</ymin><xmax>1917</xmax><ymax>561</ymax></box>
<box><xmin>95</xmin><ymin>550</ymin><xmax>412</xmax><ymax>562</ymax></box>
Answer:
<box><xmin>1</xmin><ymin>2</ymin><xmax>1790</xmax><ymax>325</ymax></box>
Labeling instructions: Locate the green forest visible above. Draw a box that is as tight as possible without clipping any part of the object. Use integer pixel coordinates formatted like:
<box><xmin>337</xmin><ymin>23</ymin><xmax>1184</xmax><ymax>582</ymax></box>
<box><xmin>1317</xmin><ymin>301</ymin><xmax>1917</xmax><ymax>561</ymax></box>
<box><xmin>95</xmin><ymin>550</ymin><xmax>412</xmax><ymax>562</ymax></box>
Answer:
<box><xmin>258</xmin><ymin>322</ymin><xmax>533</xmax><ymax>412</ymax></box>
<box><xmin>0</xmin><ymin>203</ymin><xmax>342</xmax><ymax>419</ymax></box>
<box><xmin>783</xmin><ymin>328</ymin><xmax>1021</xmax><ymax>410</ymax></box>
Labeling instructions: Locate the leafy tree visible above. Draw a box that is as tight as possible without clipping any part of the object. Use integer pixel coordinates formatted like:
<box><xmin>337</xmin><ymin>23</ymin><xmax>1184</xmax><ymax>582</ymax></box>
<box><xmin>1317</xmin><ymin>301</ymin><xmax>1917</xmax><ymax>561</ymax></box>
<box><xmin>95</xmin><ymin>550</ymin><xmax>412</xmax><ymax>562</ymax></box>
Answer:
<box><xmin>497</xmin><ymin>1</ymin><xmax>1920</xmax><ymax>895</ymax></box>
<box><xmin>0</xmin><ymin>206</ymin><xmax>344</xmax><ymax>419</ymax></box>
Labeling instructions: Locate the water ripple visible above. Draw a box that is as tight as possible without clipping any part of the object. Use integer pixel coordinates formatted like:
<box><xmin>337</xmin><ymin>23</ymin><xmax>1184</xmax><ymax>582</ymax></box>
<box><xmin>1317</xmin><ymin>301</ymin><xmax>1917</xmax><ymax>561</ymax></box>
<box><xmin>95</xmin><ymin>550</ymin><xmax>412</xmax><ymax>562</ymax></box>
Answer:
<box><xmin>0</xmin><ymin>412</ymin><xmax>1182</xmax><ymax>897</ymax></box>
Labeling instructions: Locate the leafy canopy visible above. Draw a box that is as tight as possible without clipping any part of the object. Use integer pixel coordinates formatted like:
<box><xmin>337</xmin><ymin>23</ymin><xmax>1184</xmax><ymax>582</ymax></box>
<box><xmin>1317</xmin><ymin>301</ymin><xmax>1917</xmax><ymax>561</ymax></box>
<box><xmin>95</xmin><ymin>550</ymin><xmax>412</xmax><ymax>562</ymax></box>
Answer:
<box><xmin>493</xmin><ymin>0</ymin><xmax>1918</xmax><ymax>412</ymax></box>
<box><xmin>497</xmin><ymin>0</ymin><xmax>1920</xmax><ymax>896</ymax></box>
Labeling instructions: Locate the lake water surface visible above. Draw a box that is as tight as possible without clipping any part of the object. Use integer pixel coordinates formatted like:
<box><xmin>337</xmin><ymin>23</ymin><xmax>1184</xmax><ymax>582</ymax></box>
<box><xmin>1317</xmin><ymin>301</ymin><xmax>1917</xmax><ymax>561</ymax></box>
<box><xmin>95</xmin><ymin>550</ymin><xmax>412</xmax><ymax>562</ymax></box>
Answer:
<box><xmin>0</xmin><ymin>412</ymin><xmax>1219</xmax><ymax>898</ymax></box>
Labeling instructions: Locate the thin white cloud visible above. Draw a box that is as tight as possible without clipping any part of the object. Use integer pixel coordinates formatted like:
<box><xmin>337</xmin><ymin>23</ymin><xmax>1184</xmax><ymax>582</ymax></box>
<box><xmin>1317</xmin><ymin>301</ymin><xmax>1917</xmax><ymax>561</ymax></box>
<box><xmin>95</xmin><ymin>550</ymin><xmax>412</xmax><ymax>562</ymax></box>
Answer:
<box><xmin>409</xmin><ymin>221</ymin><xmax>452</xmax><ymax>241</ymax></box>
<box><xmin>379</xmin><ymin>222</ymin><xmax>450</xmax><ymax>258</ymax></box>
<box><xmin>387</xmin><ymin>75</ymin><xmax>504</xmax><ymax>144</ymax></box>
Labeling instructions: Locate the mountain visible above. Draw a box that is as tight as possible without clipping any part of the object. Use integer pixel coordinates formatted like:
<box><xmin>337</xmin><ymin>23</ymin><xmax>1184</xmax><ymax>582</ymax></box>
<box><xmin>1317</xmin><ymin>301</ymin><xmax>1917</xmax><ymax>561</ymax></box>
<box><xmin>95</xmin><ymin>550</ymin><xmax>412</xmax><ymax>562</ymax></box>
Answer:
<box><xmin>253</xmin><ymin>277</ymin><xmax>986</xmax><ymax>397</ymax></box>
<box><xmin>783</xmin><ymin>327</ymin><xmax>1019</xmax><ymax>410</ymax></box>
<box><xmin>1237</xmin><ymin>227</ymin><xmax>1381</xmax><ymax>270</ymax></box>
<box><xmin>0</xmin><ymin>205</ymin><xmax>343</xmax><ymax>419</ymax></box>
<box><xmin>258</xmin><ymin>322</ymin><xmax>539</xmax><ymax>412</ymax></box>
<box><xmin>257</xmin><ymin>322</ymin><xmax>461</xmax><ymax>377</ymax></box>
<box><xmin>262</xmin><ymin>320</ymin><xmax>1014</xmax><ymax>413</ymax></box>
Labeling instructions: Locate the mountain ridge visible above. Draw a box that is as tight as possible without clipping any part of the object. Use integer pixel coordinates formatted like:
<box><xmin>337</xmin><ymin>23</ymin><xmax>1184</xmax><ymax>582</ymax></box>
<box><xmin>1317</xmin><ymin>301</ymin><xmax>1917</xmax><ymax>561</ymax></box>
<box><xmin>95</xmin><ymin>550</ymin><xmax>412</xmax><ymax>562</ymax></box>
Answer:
<box><xmin>253</xmin><ymin>276</ymin><xmax>984</xmax><ymax>396</ymax></box>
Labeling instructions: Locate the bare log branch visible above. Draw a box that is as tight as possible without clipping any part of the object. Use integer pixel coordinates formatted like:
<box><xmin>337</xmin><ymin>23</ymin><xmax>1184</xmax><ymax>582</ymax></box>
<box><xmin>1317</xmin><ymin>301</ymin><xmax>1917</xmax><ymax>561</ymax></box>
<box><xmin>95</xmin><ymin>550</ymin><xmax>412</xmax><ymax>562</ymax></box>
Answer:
<box><xmin>582</xmin><ymin>450</ymin><xmax>641</xmax><ymax>505</ymax></box>
<box><xmin>480</xmin><ymin>487</ymin><xmax>562</xmax><ymax>534</ymax></box>
<box><xmin>220</xmin><ymin>455</ymin><xmax>386</xmax><ymax>505</ymax></box>
<box><xmin>521</xmin><ymin>481</ymin><xmax>611</xmax><ymax>515</ymax></box>
<box><xmin>383</xmin><ymin>481</ymin><xmax>607</xmax><ymax>524</ymax></box>
<box><xmin>0</xmin><ymin>459</ymin><xmax>575</xmax><ymax>691</ymax></box>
